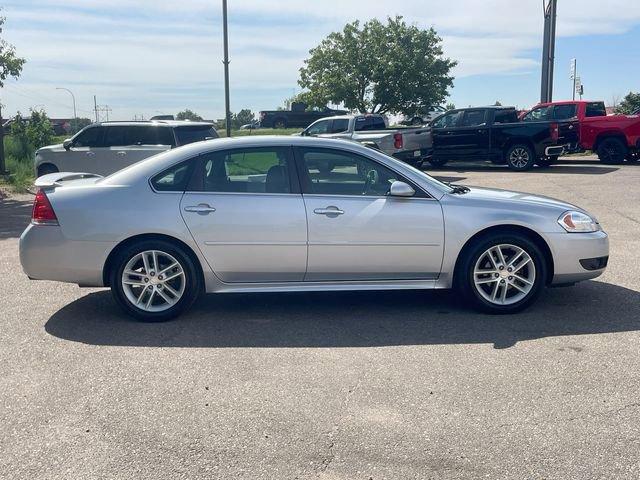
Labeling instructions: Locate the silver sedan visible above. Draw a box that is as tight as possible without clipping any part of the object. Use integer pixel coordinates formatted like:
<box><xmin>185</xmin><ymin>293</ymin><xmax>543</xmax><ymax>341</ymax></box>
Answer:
<box><xmin>20</xmin><ymin>136</ymin><xmax>609</xmax><ymax>321</ymax></box>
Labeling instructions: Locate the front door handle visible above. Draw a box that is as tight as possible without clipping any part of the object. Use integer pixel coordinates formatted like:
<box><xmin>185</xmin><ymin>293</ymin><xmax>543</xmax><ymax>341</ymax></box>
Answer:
<box><xmin>86</xmin><ymin>151</ymin><xmax>96</xmax><ymax>157</ymax></box>
<box><xmin>184</xmin><ymin>204</ymin><xmax>216</xmax><ymax>214</ymax></box>
<box><xmin>314</xmin><ymin>206</ymin><xmax>344</xmax><ymax>217</ymax></box>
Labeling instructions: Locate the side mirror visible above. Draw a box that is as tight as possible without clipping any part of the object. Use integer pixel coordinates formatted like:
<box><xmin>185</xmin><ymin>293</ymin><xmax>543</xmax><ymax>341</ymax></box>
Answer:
<box><xmin>63</xmin><ymin>139</ymin><xmax>73</xmax><ymax>150</ymax></box>
<box><xmin>389</xmin><ymin>181</ymin><xmax>415</xmax><ymax>197</ymax></box>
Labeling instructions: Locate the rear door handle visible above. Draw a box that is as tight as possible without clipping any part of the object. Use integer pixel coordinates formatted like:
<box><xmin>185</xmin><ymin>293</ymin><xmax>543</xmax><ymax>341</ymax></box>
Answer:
<box><xmin>86</xmin><ymin>151</ymin><xmax>96</xmax><ymax>157</ymax></box>
<box><xmin>184</xmin><ymin>204</ymin><xmax>216</xmax><ymax>214</ymax></box>
<box><xmin>116</xmin><ymin>151</ymin><xmax>126</xmax><ymax>156</ymax></box>
<box><xmin>314</xmin><ymin>206</ymin><xmax>344</xmax><ymax>216</ymax></box>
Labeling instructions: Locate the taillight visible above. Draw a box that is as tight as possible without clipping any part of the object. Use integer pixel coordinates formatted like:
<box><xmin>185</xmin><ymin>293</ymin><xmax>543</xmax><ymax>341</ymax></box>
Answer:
<box><xmin>393</xmin><ymin>133</ymin><xmax>403</xmax><ymax>150</ymax></box>
<box><xmin>550</xmin><ymin>122</ymin><xmax>559</xmax><ymax>141</ymax></box>
<box><xmin>32</xmin><ymin>189</ymin><xmax>58</xmax><ymax>225</ymax></box>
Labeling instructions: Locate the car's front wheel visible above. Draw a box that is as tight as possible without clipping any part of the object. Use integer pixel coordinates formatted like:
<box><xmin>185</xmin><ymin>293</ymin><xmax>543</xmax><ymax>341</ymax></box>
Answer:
<box><xmin>110</xmin><ymin>240</ymin><xmax>201</xmax><ymax>322</ymax></box>
<box><xmin>457</xmin><ymin>233</ymin><xmax>547</xmax><ymax>314</ymax></box>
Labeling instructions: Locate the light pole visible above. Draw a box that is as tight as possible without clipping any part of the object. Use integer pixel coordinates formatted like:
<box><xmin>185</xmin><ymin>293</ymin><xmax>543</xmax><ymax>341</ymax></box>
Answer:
<box><xmin>56</xmin><ymin>87</ymin><xmax>77</xmax><ymax>132</ymax></box>
<box><xmin>222</xmin><ymin>0</ymin><xmax>231</xmax><ymax>137</ymax></box>
<box><xmin>540</xmin><ymin>0</ymin><xmax>557</xmax><ymax>103</ymax></box>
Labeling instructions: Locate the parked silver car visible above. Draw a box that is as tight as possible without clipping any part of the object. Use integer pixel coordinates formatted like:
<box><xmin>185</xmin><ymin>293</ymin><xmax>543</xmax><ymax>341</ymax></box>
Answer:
<box><xmin>34</xmin><ymin>120</ymin><xmax>218</xmax><ymax>177</ymax></box>
<box><xmin>20</xmin><ymin>136</ymin><xmax>609</xmax><ymax>321</ymax></box>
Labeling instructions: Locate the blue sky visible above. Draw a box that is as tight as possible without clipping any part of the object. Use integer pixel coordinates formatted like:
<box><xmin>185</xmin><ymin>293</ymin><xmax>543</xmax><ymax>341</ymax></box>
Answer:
<box><xmin>2</xmin><ymin>0</ymin><xmax>640</xmax><ymax>120</ymax></box>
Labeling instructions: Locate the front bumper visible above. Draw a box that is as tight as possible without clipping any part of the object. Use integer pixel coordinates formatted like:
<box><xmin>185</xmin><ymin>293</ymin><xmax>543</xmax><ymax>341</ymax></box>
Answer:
<box><xmin>20</xmin><ymin>224</ymin><xmax>114</xmax><ymax>287</ymax></box>
<box><xmin>547</xmin><ymin>230</ymin><xmax>609</xmax><ymax>285</ymax></box>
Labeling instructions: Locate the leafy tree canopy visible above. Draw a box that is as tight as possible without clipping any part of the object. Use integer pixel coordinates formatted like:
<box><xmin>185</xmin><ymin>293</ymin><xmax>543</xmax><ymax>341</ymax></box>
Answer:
<box><xmin>0</xmin><ymin>11</ymin><xmax>25</xmax><ymax>89</ymax></box>
<box><xmin>176</xmin><ymin>109</ymin><xmax>204</xmax><ymax>121</ymax></box>
<box><xmin>615</xmin><ymin>92</ymin><xmax>640</xmax><ymax>115</ymax></box>
<box><xmin>298</xmin><ymin>16</ymin><xmax>456</xmax><ymax>115</ymax></box>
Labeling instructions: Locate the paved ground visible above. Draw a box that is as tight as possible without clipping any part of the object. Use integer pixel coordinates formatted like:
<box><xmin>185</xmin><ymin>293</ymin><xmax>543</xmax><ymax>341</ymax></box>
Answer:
<box><xmin>1</xmin><ymin>156</ymin><xmax>639</xmax><ymax>479</ymax></box>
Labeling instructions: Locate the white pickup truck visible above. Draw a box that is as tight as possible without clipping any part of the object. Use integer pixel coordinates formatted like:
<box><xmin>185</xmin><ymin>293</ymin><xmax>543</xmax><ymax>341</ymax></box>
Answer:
<box><xmin>300</xmin><ymin>114</ymin><xmax>432</xmax><ymax>166</ymax></box>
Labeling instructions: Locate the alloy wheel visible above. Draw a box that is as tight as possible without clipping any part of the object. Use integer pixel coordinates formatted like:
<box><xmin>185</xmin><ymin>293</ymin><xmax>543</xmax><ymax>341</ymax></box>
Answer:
<box><xmin>508</xmin><ymin>148</ymin><xmax>530</xmax><ymax>169</ymax></box>
<box><xmin>121</xmin><ymin>250</ymin><xmax>186</xmax><ymax>312</ymax></box>
<box><xmin>473</xmin><ymin>244</ymin><xmax>536</xmax><ymax>306</ymax></box>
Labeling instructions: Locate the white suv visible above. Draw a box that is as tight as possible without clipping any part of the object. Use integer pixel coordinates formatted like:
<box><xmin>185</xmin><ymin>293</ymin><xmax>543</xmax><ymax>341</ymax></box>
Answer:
<box><xmin>35</xmin><ymin>121</ymin><xmax>218</xmax><ymax>177</ymax></box>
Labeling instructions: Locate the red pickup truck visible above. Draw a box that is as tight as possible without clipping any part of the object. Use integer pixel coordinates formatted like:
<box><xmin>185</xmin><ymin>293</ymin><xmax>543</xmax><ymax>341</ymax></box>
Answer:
<box><xmin>521</xmin><ymin>100</ymin><xmax>640</xmax><ymax>164</ymax></box>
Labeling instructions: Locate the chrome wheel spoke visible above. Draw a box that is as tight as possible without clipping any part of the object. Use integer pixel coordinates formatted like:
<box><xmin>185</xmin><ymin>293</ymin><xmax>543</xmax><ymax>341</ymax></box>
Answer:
<box><xmin>122</xmin><ymin>250</ymin><xmax>186</xmax><ymax>313</ymax></box>
<box><xmin>473</xmin><ymin>243</ymin><xmax>536</xmax><ymax>306</ymax></box>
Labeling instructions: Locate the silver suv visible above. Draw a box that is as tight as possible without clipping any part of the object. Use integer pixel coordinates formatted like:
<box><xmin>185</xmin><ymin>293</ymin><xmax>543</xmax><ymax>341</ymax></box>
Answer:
<box><xmin>35</xmin><ymin>120</ymin><xmax>218</xmax><ymax>177</ymax></box>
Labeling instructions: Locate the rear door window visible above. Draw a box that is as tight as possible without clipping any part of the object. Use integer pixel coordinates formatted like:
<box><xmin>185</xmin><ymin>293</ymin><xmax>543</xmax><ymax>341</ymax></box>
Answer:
<box><xmin>461</xmin><ymin>110</ymin><xmax>487</xmax><ymax>127</ymax></box>
<box><xmin>174</xmin><ymin>126</ymin><xmax>219</xmax><ymax>146</ymax></box>
<box><xmin>493</xmin><ymin>109</ymin><xmax>518</xmax><ymax>123</ymax></box>
<box><xmin>552</xmin><ymin>104</ymin><xmax>577</xmax><ymax>120</ymax></box>
<box><xmin>354</xmin><ymin>116</ymin><xmax>386</xmax><ymax>131</ymax></box>
<box><xmin>151</xmin><ymin>159</ymin><xmax>195</xmax><ymax>192</ymax></box>
<box><xmin>585</xmin><ymin>102</ymin><xmax>607</xmax><ymax>117</ymax></box>
<box><xmin>330</xmin><ymin>118</ymin><xmax>349</xmax><ymax>133</ymax></box>
<box><xmin>103</xmin><ymin>126</ymin><xmax>130</xmax><ymax>147</ymax></box>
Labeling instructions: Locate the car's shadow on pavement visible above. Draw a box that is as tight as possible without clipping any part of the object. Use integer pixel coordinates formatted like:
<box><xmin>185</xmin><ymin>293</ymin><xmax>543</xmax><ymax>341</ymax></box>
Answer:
<box><xmin>45</xmin><ymin>280</ymin><xmax>640</xmax><ymax>349</ymax></box>
<box><xmin>0</xmin><ymin>195</ymin><xmax>32</xmax><ymax>240</ymax></box>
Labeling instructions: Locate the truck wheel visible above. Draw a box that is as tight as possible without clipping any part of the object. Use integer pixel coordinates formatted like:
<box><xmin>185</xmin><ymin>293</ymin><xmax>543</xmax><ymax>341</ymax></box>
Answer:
<box><xmin>536</xmin><ymin>155</ymin><xmax>558</xmax><ymax>168</ymax></box>
<box><xmin>428</xmin><ymin>157</ymin><xmax>448</xmax><ymax>168</ymax></box>
<box><xmin>273</xmin><ymin>118</ymin><xmax>287</xmax><ymax>129</ymax></box>
<box><xmin>597</xmin><ymin>138</ymin><xmax>627</xmax><ymax>164</ymax></box>
<box><xmin>506</xmin><ymin>144</ymin><xmax>535</xmax><ymax>171</ymax></box>
<box><xmin>626</xmin><ymin>151</ymin><xmax>639</xmax><ymax>163</ymax></box>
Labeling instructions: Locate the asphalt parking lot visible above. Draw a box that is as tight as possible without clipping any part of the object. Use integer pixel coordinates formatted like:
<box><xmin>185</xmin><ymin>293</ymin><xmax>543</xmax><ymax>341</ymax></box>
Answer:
<box><xmin>1</xmin><ymin>156</ymin><xmax>639</xmax><ymax>479</ymax></box>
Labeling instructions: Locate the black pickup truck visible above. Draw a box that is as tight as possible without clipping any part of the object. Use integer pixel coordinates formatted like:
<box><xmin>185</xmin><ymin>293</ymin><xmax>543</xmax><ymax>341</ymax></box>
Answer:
<box><xmin>259</xmin><ymin>102</ymin><xmax>347</xmax><ymax>129</ymax></box>
<box><xmin>425</xmin><ymin>106</ymin><xmax>578</xmax><ymax>171</ymax></box>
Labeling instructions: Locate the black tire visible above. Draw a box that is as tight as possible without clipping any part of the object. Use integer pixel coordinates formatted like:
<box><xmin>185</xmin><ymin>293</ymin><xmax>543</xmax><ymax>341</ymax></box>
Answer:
<box><xmin>37</xmin><ymin>163</ymin><xmax>59</xmax><ymax>177</ymax></box>
<box><xmin>625</xmin><ymin>151</ymin><xmax>639</xmax><ymax>163</ymax></box>
<box><xmin>505</xmin><ymin>144</ymin><xmax>536</xmax><ymax>171</ymax></box>
<box><xmin>110</xmin><ymin>239</ymin><xmax>202</xmax><ymax>322</ymax></box>
<box><xmin>272</xmin><ymin>118</ymin><xmax>287</xmax><ymax>129</ymax></box>
<box><xmin>597</xmin><ymin>137</ymin><xmax>627</xmax><ymax>164</ymax></box>
<box><xmin>536</xmin><ymin>155</ymin><xmax>558</xmax><ymax>168</ymax></box>
<box><xmin>455</xmin><ymin>232</ymin><xmax>547</xmax><ymax>314</ymax></box>
<box><xmin>428</xmin><ymin>157</ymin><xmax>448</xmax><ymax>168</ymax></box>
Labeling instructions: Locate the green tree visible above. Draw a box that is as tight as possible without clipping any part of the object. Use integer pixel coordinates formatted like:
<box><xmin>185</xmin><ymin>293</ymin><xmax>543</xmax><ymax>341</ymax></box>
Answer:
<box><xmin>176</xmin><ymin>109</ymin><xmax>203</xmax><ymax>121</ymax></box>
<box><xmin>615</xmin><ymin>92</ymin><xmax>640</xmax><ymax>115</ymax></box>
<box><xmin>0</xmin><ymin>10</ymin><xmax>27</xmax><ymax>173</ymax></box>
<box><xmin>26</xmin><ymin>108</ymin><xmax>54</xmax><ymax>149</ymax></box>
<box><xmin>232</xmin><ymin>109</ymin><xmax>255</xmax><ymax>128</ymax></box>
<box><xmin>445</xmin><ymin>102</ymin><xmax>456</xmax><ymax>111</ymax></box>
<box><xmin>299</xmin><ymin>16</ymin><xmax>456</xmax><ymax>114</ymax></box>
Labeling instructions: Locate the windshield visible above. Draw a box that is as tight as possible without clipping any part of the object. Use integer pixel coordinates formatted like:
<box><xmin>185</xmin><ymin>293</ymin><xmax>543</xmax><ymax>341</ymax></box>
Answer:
<box><xmin>174</xmin><ymin>125</ymin><xmax>218</xmax><ymax>146</ymax></box>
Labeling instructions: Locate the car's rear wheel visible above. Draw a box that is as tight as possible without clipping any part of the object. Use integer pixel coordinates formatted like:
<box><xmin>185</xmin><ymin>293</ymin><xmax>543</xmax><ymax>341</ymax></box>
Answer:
<box><xmin>506</xmin><ymin>144</ymin><xmax>535</xmax><ymax>171</ymax></box>
<box><xmin>597</xmin><ymin>138</ymin><xmax>627</xmax><ymax>164</ymax></box>
<box><xmin>110</xmin><ymin>240</ymin><xmax>201</xmax><ymax>322</ymax></box>
<box><xmin>457</xmin><ymin>233</ymin><xmax>547</xmax><ymax>314</ymax></box>
<box><xmin>37</xmin><ymin>163</ymin><xmax>59</xmax><ymax>177</ymax></box>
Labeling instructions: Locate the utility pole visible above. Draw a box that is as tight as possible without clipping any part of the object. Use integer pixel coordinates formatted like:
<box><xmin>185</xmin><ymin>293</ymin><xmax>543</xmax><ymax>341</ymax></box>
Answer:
<box><xmin>0</xmin><ymin>104</ymin><xmax>5</xmax><ymax>175</ymax></box>
<box><xmin>222</xmin><ymin>0</ymin><xmax>231</xmax><ymax>137</ymax></box>
<box><xmin>94</xmin><ymin>95</ymin><xmax>98</xmax><ymax>122</ymax></box>
<box><xmin>540</xmin><ymin>0</ymin><xmax>558</xmax><ymax>103</ymax></box>
<box><xmin>56</xmin><ymin>87</ymin><xmax>77</xmax><ymax>132</ymax></box>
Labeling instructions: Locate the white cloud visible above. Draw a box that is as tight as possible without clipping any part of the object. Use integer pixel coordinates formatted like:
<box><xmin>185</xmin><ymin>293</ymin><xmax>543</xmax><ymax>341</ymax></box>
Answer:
<box><xmin>2</xmin><ymin>0</ymin><xmax>640</xmax><ymax>119</ymax></box>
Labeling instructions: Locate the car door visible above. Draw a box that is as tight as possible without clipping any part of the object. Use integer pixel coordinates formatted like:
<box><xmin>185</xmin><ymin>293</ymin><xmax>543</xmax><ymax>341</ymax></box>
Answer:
<box><xmin>453</xmin><ymin>109</ymin><xmax>490</xmax><ymax>158</ymax></box>
<box><xmin>63</xmin><ymin>125</ymin><xmax>105</xmax><ymax>173</ymax></box>
<box><xmin>430</xmin><ymin>110</ymin><xmax>463</xmax><ymax>160</ymax></box>
<box><xmin>180</xmin><ymin>146</ymin><xmax>308</xmax><ymax>283</ymax></box>
<box><xmin>295</xmin><ymin>147</ymin><xmax>444</xmax><ymax>281</ymax></box>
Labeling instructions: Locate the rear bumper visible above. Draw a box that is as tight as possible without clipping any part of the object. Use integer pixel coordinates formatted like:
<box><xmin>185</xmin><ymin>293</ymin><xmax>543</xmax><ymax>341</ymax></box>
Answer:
<box><xmin>19</xmin><ymin>224</ymin><xmax>114</xmax><ymax>287</ymax></box>
<box><xmin>547</xmin><ymin>230</ymin><xmax>609</xmax><ymax>285</ymax></box>
<box><xmin>393</xmin><ymin>149</ymin><xmax>430</xmax><ymax>165</ymax></box>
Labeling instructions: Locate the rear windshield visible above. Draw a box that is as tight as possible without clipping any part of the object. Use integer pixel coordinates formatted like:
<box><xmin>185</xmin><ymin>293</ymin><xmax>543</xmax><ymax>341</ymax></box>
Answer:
<box><xmin>585</xmin><ymin>102</ymin><xmax>606</xmax><ymax>117</ymax></box>
<box><xmin>174</xmin><ymin>125</ymin><xmax>218</xmax><ymax>146</ymax></box>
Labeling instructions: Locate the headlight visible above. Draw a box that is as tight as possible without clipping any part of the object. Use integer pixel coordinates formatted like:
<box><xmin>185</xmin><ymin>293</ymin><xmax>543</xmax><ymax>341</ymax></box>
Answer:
<box><xmin>557</xmin><ymin>210</ymin><xmax>599</xmax><ymax>233</ymax></box>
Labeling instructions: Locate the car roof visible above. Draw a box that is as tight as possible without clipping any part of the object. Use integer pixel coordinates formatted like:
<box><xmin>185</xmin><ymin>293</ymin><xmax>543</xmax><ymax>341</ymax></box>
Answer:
<box><xmin>95</xmin><ymin>120</ymin><xmax>214</xmax><ymax>128</ymax></box>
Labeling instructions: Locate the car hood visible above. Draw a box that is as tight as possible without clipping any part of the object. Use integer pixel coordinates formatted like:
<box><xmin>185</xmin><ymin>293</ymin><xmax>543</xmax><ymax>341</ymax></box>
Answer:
<box><xmin>461</xmin><ymin>186</ymin><xmax>581</xmax><ymax>212</ymax></box>
<box><xmin>37</xmin><ymin>143</ymin><xmax>65</xmax><ymax>153</ymax></box>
